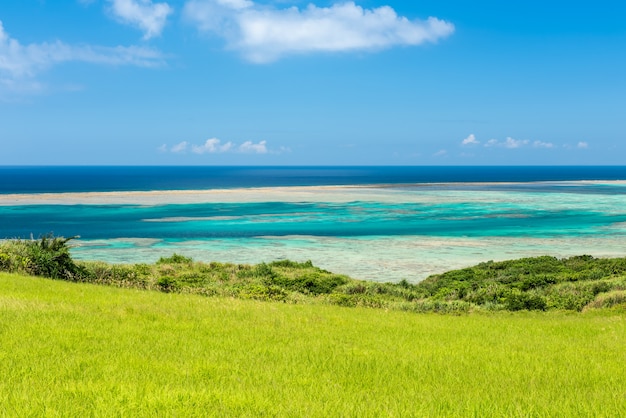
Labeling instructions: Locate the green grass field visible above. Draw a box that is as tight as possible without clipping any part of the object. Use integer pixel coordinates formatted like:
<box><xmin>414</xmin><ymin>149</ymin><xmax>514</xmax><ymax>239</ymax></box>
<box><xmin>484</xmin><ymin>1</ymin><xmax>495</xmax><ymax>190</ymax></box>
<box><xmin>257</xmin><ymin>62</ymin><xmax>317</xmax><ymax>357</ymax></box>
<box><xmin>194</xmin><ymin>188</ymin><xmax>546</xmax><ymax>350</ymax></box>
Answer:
<box><xmin>1</xmin><ymin>272</ymin><xmax>625</xmax><ymax>417</ymax></box>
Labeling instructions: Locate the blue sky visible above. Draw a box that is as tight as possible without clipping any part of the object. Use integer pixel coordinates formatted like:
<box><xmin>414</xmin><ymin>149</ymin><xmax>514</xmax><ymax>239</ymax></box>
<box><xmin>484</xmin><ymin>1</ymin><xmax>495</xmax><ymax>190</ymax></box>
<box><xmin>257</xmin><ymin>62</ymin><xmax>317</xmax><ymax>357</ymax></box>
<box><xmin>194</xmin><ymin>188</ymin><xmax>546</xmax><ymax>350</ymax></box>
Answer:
<box><xmin>1</xmin><ymin>0</ymin><xmax>625</xmax><ymax>165</ymax></box>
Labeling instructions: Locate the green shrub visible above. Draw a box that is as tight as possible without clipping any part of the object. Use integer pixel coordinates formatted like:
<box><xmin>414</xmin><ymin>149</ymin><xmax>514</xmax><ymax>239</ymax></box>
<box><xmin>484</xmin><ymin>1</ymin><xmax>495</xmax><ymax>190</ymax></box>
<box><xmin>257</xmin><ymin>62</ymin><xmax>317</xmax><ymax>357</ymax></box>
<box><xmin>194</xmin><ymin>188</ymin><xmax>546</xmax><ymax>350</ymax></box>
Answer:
<box><xmin>327</xmin><ymin>293</ymin><xmax>357</xmax><ymax>307</ymax></box>
<box><xmin>157</xmin><ymin>254</ymin><xmax>193</xmax><ymax>264</ymax></box>
<box><xmin>80</xmin><ymin>261</ymin><xmax>113</xmax><ymax>283</ymax></box>
<box><xmin>503</xmin><ymin>291</ymin><xmax>547</xmax><ymax>311</ymax></box>
<box><xmin>584</xmin><ymin>291</ymin><xmax>626</xmax><ymax>310</ymax></box>
<box><xmin>254</xmin><ymin>262</ymin><xmax>275</xmax><ymax>279</ymax></box>
<box><xmin>0</xmin><ymin>235</ymin><xmax>84</xmax><ymax>281</ymax></box>
<box><xmin>265</xmin><ymin>272</ymin><xmax>348</xmax><ymax>295</ymax></box>
<box><xmin>239</xmin><ymin>284</ymin><xmax>287</xmax><ymax>302</ymax></box>
<box><xmin>0</xmin><ymin>253</ymin><xmax>10</xmax><ymax>270</ymax></box>
<box><xmin>342</xmin><ymin>283</ymin><xmax>367</xmax><ymax>294</ymax></box>
<box><xmin>519</xmin><ymin>274</ymin><xmax>556</xmax><ymax>291</ymax></box>
<box><xmin>269</xmin><ymin>260</ymin><xmax>313</xmax><ymax>268</ymax></box>
<box><xmin>157</xmin><ymin>276</ymin><xmax>179</xmax><ymax>292</ymax></box>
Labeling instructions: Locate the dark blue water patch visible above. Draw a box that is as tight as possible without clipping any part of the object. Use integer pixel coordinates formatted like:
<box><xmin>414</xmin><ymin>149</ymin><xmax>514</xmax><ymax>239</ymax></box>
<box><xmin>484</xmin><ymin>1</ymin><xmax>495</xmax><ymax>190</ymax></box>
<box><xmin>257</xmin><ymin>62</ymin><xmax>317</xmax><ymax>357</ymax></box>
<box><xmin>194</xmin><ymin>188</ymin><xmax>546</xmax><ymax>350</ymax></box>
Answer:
<box><xmin>1</xmin><ymin>201</ymin><xmax>624</xmax><ymax>240</ymax></box>
<box><xmin>2</xmin><ymin>166</ymin><xmax>626</xmax><ymax>194</ymax></box>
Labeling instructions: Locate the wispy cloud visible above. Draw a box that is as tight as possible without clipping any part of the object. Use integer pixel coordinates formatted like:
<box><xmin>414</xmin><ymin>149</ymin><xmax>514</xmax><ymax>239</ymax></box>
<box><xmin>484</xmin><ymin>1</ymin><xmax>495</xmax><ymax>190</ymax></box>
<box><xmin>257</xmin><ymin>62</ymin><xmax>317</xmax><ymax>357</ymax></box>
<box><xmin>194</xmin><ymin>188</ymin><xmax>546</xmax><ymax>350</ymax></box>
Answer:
<box><xmin>170</xmin><ymin>141</ymin><xmax>189</xmax><ymax>153</ymax></box>
<box><xmin>484</xmin><ymin>137</ymin><xmax>529</xmax><ymax>149</ymax></box>
<box><xmin>503</xmin><ymin>137</ymin><xmax>528</xmax><ymax>149</ymax></box>
<box><xmin>433</xmin><ymin>149</ymin><xmax>447</xmax><ymax>157</ymax></box>
<box><xmin>563</xmin><ymin>141</ymin><xmax>590</xmax><ymax>150</ymax></box>
<box><xmin>108</xmin><ymin>0</ymin><xmax>173</xmax><ymax>40</ymax></box>
<box><xmin>0</xmin><ymin>20</ymin><xmax>164</xmax><ymax>92</ymax></box>
<box><xmin>183</xmin><ymin>0</ymin><xmax>454</xmax><ymax>63</ymax></box>
<box><xmin>161</xmin><ymin>138</ymin><xmax>286</xmax><ymax>155</ymax></box>
<box><xmin>533</xmin><ymin>140</ymin><xmax>554</xmax><ymax>149</ymax></box>
<box><xmin>466</xmin><ymin>135</ymin><xmax>586</xmax><ymax>152</ymax></box>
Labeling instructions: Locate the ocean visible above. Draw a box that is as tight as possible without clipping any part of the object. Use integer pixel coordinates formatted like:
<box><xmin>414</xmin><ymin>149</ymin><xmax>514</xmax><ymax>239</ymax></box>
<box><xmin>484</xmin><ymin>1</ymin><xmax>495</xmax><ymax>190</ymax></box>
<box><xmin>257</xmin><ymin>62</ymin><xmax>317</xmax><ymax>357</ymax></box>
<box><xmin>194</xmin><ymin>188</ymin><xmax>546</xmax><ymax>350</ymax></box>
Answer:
<box><xmin>2</xmin><ymin>166</ymin><xmax>626</xmax><ymax>282</ymax></box>
<box><xmin>2</xmin><ymin>166</ymin><xmax>626</xmax><ymax>193</ymax></box>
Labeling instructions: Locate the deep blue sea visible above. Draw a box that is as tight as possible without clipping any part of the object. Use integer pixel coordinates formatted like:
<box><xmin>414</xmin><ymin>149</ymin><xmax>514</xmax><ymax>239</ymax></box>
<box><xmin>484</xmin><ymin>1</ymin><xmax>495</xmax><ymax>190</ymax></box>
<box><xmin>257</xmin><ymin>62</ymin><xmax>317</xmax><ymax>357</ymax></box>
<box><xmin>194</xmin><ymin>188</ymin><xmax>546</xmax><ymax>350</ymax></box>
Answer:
<box><xmin>2</xmin><ymin>166</ymin><xmax>626</xmax><ymax>282</ymax></box>
<box><xmin>2</xmin><ymin>166</ymin><xmax>626</xmax><ymax>193</ymax></box>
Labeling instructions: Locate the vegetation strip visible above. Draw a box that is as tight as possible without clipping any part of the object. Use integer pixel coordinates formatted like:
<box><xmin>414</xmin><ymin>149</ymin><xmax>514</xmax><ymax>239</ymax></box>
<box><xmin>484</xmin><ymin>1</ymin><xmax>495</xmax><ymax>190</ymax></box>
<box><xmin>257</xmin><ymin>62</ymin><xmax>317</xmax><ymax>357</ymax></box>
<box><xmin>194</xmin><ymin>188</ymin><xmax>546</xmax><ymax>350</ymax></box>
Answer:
<box><xmin>2</xmin><ymin>236</ymin><xmax>626</xmax><ymax>312</ymax></box>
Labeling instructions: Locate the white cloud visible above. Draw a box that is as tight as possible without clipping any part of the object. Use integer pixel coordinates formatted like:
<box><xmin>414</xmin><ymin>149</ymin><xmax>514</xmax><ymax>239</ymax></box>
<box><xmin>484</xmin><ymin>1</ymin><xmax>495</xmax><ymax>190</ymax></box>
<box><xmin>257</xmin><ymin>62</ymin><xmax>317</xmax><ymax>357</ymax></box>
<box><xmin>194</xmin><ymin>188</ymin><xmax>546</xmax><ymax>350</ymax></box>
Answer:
<box><xmin>0</xmin><ymin>20</ymin><xmax>164</xmax><ymax>91</ymax></box>
<box><xmin>484</xmin><ymin>137</ymin><xmax>529</xmax><ymax>149</ymax></box>
<box><xmin>503</xmin><ymin>137</ymin><xmax>528</xmax><ymax>149</ymax></box>
<box><xmin>239</xmin><ymin>140</ymin><xmax>267</xmax><ymax>154</ymax></box>
<box><xmin>183</xmin><ymin>0</ymin><xmax>454</xmax><ymax>63</ymax></box>
<box><xmin>461</xmin><ymin>133</ymin><xmax>479</xmax><ymax>146</ymax></box>
<box><xmin>192</xmin><ymin>137</ymin><xmax>234</xmax><ymax>153</ymax></box>
<box><xmin>577</xmin><ymin>141</ymin><xmax>589</xmax><ymax>149</ymax></box>
<box><xmin>433</xmin><ymin>149</ymin><xmax>447</xmax><ymax>157</ymax></box>
<box><xmin>108</xmin><ymin>0</ymin><xmax>173</xmax><ymax>40</ymax></box>
<box><xmin>533</xmin><ymin>140</ymin><xmax>554</xmax><ymax>149</ymax></box>
<box><xmin>171</xmin><ymin>141</ymin><xmax>189</xmax><ymax>153</ymax></box>
<box><xmin>162</xmin><ymin>138</ymin><xmax>285</xmax><ymax>155</ymax></box>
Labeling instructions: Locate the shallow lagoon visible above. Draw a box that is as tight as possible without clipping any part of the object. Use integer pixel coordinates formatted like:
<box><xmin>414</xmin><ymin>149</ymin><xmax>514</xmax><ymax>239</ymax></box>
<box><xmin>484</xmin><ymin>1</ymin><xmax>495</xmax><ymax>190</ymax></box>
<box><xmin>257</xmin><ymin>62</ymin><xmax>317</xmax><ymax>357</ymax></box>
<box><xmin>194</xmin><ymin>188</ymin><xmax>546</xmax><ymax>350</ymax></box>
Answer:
<box><xmin>2</xmin><ymin>182</ymin><xmax>626</xmax><ymax>282</ymax></box>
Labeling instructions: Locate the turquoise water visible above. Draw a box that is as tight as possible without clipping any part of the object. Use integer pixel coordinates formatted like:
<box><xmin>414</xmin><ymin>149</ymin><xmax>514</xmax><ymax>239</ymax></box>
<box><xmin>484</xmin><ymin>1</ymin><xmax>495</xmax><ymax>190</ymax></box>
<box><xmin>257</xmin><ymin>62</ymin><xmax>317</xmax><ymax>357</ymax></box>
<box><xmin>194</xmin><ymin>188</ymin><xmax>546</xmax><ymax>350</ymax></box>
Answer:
<box><xmin>2</xmin><ymin>196</ymin><xmax>626</xmax><ymax>239</ymax></box>
<box><xmin>2</xmin><ymin>182</ymin><xmax>626</xmax><ymax>282</ymax></box>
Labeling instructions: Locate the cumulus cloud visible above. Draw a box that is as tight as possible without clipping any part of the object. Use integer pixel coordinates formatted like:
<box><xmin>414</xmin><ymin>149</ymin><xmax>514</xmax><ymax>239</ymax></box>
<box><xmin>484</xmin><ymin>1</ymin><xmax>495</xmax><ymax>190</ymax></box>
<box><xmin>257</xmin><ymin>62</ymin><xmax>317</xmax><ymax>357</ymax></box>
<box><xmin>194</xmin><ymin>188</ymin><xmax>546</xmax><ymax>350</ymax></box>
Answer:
<box><xmin>108</xmin><ymin>0</ymin><xmax>173</xmax><ymax>40</ymax></box>
<box><xmin>461</xmin><ymin>133</ymin><xmax>479</xmax><ymax>146</ymax></box>
<box><xmin>0</xmin><ymin>20</ymin><xmax>164</xmax><ymax>91</ymax></box>
<box><xmin>192</xmin><ymin>137</ymin><xmax>234</xmax><ymax>153</ymax></box>
<box><xmin>183</xmin><ymin>0</ymin><xmax>454</xmax><ymax>62</ymax></box>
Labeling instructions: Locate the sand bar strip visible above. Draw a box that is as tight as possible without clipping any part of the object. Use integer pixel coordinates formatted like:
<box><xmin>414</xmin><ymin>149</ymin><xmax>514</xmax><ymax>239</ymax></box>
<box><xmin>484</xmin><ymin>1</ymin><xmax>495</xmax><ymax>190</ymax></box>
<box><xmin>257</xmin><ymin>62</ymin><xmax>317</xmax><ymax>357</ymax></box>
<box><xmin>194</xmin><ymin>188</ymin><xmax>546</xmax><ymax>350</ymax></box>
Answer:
<box><xmin>2</xmin><ymin>181</ymin><xmax>625</xmax><ymax>206</ymax></box>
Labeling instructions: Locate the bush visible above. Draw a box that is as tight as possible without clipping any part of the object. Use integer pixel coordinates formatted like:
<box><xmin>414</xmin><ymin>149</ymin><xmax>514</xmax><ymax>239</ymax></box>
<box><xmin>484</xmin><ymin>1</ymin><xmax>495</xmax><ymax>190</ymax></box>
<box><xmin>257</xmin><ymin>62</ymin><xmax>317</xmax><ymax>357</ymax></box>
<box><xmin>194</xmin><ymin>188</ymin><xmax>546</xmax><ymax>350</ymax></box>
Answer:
<box><xmin>157</xmin><ymin>276</ymin><xmax>179</xmax><ymax>292</ymax></box>
<box><xmin>504</xmin><ymin>292</ymin><xmax>547</xmax><ymax>311</ymax></box>
<box><xmin>254</xmin><ymin>262</ymin><xmax>275</xmax><ymax>279</ymax></box>
<box><xmin>584</xmin><ymin>291</ymin><xmax>626</xmax><ymax>310</ymax></box>
<box><xmin>328</xmin><ymin>293</ymin><xmax>357</xmax><ymax>307</ymax></box>
<box><xmin>264</xmin><ymin>272</ymin><xmax>348</xmax><ymax>295</ymax></box>
<box><xmin>0</xmin><ymin>235</ymin><xmax>84</xmax><ymax>281</ymax></box>
<box><xmin>269</xmin><ymin>260</ymin><xmax>313</xmax><ymax>268</ymax></box>
<box><xmin>157</xmin><ymin>254</ymin><xmax>193</xmax><ymax>264</ymax></box>
<box><xmin>239</xmin><ymin>284</ymin><xmax>287</xmax><ymax>302</ymax></box>
<box><xmin>0</xmin><ymin>252</ymin><xmax>10</xmax><ymax>270</ymax></box>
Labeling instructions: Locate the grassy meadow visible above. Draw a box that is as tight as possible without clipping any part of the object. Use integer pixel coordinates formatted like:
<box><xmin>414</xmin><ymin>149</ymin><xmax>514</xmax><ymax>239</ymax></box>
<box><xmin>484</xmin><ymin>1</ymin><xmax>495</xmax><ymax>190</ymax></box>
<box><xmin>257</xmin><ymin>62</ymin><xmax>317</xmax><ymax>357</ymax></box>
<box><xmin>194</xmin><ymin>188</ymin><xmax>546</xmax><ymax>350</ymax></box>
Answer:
<box><xmin>2</xmin><ymin>272</ymin><xmax>626</xmax><ymax>417</ymax></box>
